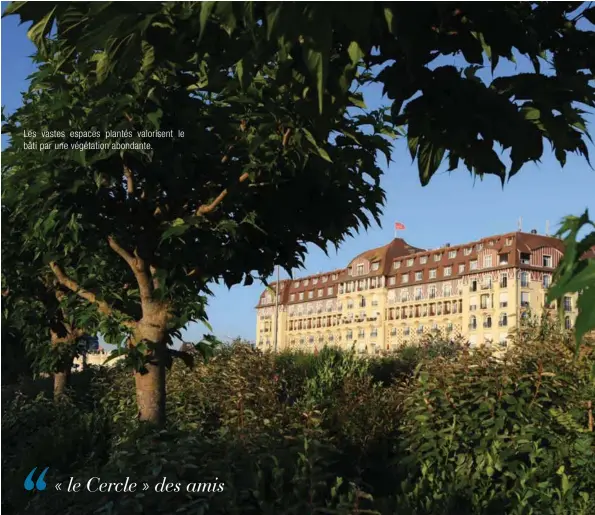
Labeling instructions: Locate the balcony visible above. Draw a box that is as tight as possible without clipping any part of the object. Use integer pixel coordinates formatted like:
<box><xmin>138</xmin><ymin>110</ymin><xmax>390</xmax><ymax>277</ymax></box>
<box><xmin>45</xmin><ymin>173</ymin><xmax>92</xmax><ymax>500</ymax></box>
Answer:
<box><xmin>483</xmin><ymin>322</ymin><xmax>492</xmax><ymax>329</ymax></box>
<box><xmin>481</xmin><ymin>283</ymin><xmax>493</xmax><ymax>290</ymax></box>
<box><xmin>521</xmin><ymin>301</ymin><xmax>530</xmax><ymax>308</ymax></box>
<box><xmin>498</xmin><ymin>320</ymin><xmax>508</xmax><ymax>327</ymax></box>
<box><xmin>468</xmin><ymin>324</ymin><xmax>477</xmax><ymax>330</ymax></box>
<box><xmin>499</xmin><ymin>302</ymin><xmax>508</xmax><ymax>308</ymax></box>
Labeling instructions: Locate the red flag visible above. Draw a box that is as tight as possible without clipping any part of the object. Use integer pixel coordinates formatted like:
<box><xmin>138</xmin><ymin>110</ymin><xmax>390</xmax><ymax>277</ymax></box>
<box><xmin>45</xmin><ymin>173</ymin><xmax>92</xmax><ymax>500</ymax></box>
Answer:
<box><xmin>395</xmin><ymin>222</ymin><xmax>405</xmax><ymax>230</ymax></box>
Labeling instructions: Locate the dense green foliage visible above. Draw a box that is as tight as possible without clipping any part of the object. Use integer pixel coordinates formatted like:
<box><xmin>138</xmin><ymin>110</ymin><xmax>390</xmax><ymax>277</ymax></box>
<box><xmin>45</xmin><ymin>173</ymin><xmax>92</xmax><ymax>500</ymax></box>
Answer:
<box><xmin>3</xmin><ymin>327</ymin><xmax>594</xmax><ymax>515</ymax></box>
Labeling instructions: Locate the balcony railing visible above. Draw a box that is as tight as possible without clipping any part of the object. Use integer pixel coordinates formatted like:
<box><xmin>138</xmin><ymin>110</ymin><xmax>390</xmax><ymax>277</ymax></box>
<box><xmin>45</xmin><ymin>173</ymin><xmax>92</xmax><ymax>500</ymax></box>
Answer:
<box><xmin>483</xmin><ymin>322</ymin><xmax>492</xmax><ymax>328</ymax></box>
<box><xmin>498</xmin><ymin>320</ymin><xmax>508</xmax><ymax>327</ymax></box>
<box><xmin>468</xmin><ymin>324</ymin><xmax>477</xmax><ymax>330</ymax></box>
<box><xmin>481</xmin><ymin>283</ymin><xmax>493</xmax><ymax>290</ymax></box>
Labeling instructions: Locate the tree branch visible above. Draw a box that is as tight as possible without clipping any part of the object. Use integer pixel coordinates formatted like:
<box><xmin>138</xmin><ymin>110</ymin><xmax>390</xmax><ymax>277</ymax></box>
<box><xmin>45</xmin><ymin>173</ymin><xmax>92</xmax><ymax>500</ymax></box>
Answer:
<box><xmin>107</xmin><ymin>236</ymin><xmax>154</xmax><ymax>303</ymax></box>
<box><xmin>124</xmin><ymin>165</ymin><xmax>134</xmax><ymax>195</ymax></box>
<box><xmin>49</xmin><ymin>261</ymin><xmax>135</xmax><ymax>328</ymax></box>
<box><xmin>195</xmin><ymin>172</ymin><xmax>250</xmax><ymax>216</ymax></box>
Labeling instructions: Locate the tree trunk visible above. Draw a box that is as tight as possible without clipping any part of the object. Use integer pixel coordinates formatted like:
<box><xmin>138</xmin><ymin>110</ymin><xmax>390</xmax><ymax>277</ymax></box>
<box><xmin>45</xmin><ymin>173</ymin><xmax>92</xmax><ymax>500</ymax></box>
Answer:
<box><xmin>134</xmin><ymin>357</ymin><xmax>166</xmax><ymax>426</ymax></box>
<box><xmin>134</xmin><ymin>312</ymin><xmax>169</xmax><ymax>426</ymax></box>
<box><xmin>53</xmin><ymin>363</ymin><xmax>71</xmax><ymax>400</ymax></box>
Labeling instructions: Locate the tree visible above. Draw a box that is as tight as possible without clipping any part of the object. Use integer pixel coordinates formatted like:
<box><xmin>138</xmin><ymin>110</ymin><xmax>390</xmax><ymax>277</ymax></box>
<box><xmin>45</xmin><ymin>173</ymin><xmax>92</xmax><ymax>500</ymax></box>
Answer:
<box><xmin>4</xmin><ymin>1</ymin><xmax>594</xmax><ymax>340</ymax></box>
<box><xmin>2</xmin><ymin>24</ymin><xmax>389</xmax><ymax>425</ymax></box>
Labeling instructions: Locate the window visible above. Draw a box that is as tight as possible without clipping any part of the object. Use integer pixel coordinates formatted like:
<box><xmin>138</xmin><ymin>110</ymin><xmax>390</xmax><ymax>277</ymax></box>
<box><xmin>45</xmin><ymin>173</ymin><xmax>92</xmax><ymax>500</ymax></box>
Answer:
<box><xmin>415</xmin><ymin>287</ymin><xmax>423</xmax><ymax>300</ymax></box>
<box><xmin>313</xmin><ymin>278</ymin><xmax>318</xmax><ymax>285</ymax></box>
<box><xmin>429</xmin><ymin>286</ymin><xmax>436</xmax><ymax>299</ymax></box>
<box><xmin>322</xmin><ymin>276</ymin><xmax>328</xmax><ymax>283</ymax></box>
<box><xmin>458</xmin><ymin>264</ymin><xmax>465</xmax><ymax>274</ymax></box>
<box><xmin>564</xmin><ymin>296</ymin><xmax>572</xmax><ymax>311</ymax></box>
<box><xmin>304</xmin><ymin>279</ymin><xmax>309</xmax><ymax>286</ymax></box>
<box><xmin>327</xmin><ymin>287</ymin><xmax>333</xmax><ymax>295</ymax></box>
<box><xmin>434</xmin><ymin>253</ymin><xmax>442</xmax><ymax>262</ymax></box>
<box><xmin>417</xmin><ymin>324</ymin><xmax>424</xmax><ymax>334</ymax></box>
<box><xmin>499</xmin><ymin>292</ymin><xmax>508</xmax><ymax>308</ymax></box>
<box><xmin>308</xmin><ymin>291</ymin><xmax>314</xmax><ymax>299</ymax></box>
<box><xmin>420</xmin><ymin>256</ymin><xmax>428</xmax><ymax>264</ymax></box>
<box><xmin>500</xmin><ymin>274</ymin><xmax>508</xmax><ymax>288</ymax></box>
<box><xmin>476</xmin><ymin>244</ymin><xmax>483</xmax><ymax>251</ymax></box>
<box><xmin>294</xmin><ymin>281</ymin><xmax>300</xmax><ymax>288</ymax></box>
<box><xmin>484</xmin><ymin>316</ymin><xmax>492</xmax><ymax>328</ymax></box>
<box><xmin>346</xmin><ymin>330</ymin><xmax>353</xmax><ymax>340</ymax></box>
<box><xmin>499</xmin><ymin>313</ymin><xmax>508</xmax><ymax>327</ymax></box>
<box><xmin>389</xmin><ymin>277</ymin><xmax>396</xmax><ymax>285</ymax></box>
<box><xmin>402</xmin><ymin>274</ymin><xmax>409</xmax><ymax>284</ymax></box>
<box><xmin>464</xmin><ymin>248</ymin><xmax>472</xmax><ymax>256</ymax></box>
<box><xmin>484</xmin><ymin>255</ymin><xmax>493</xmax><ymax>268</ymax></box>
<box><xmin>332</xmin><ymin>274</ymin><xmax>337</xmax><ymax>280</ymax></box>
<box><xmin>359</xmin><ymin>297</ymin><xmax>366</xmax><ymax>308</ymax></box>
<box><xmin>448</xmin><ymin>250</ymin><xmax>457</xmax><ymax>259</ymax></box>
<box><xmin>520</xmin><ymin>272</ymin><xmax>529</xmax><ymax>287</ymax></box>
<box><xmin>444</xmin><ymin>266</ymin><xmax>452</xmax><ymax>277</ymax></box>
<box><xmin>480</xmin><ymin>294</ymin><xmax>490</xmax><ymax>309</ymax></box>
<box><xmin>316</xmin><ymin>288</ymin><xmax>322</xmax><ymax>297</ymax></box>
<box><xmin>415</xmin><ymin>271</ymin><xmax>423</xmax><ymax>281</ymax></box>
<box><xmin>489</xmin><ymin>240</ymin><xmax>495</xmax><ymax>246</ymax></box>
<box><xmin>429</xmin><ymin>268</ymin><xmax>437</xmax><ymax>279</ymax></box>
<box><xmin>370</xmin><ymin>327</ymin><xmax>378</xmax><ymax>337</ymax></box>
<box><xmin>521</xmin><ymin>292</ymin><xmax>530</xmax><ymax>307</ymax></box>
<box><xmin>469</xmin><ymin>315</ymin><xmax>477</xmax><ymax>330</ymax></box>
<box><xmin>299</xmin><ymin>292</ymin><xmax>304</xmax><ymax>300</ymax></box>
<box><xmin>543</xmin><ymin>255</ymin><xmax>552</xmax><ymax>268</ymax></box>
<box><xmin>407</xmin><ymin>258</ymin><xmax>414</xmax><ymax>267</ymax></box>
<box><xmin>309</xmin><ymin>336</ymin><xmax>314</xmax><ymax>343</ymax></box>
<box><xmin>356</xmin><ymin>263</ymin><xmax>364</xmax><ymax>275</ymax></box>
<box><xmin>565</xmin><ymin>316</ymin><xmax>571</xmax><ymax>330</ymax></box>
<box><xmin>444</xmin><ymin>285</ymin><xmax>452</xmax><ymax>297</ymax></box>
<box><xmin>470</xmin><ymin>260</ymin><xmax>478</xmax><ymax>270</ymax></box>
<box><xmin>347</xmin><ymin>300</ymin><xmax>354</xmax><ymax>309</ymax></box>
<box><xmin>390</xmin><ymin>327</ymin><xmax>397</xmax><ymax>336</ymax></box>
<box><xmin>505</xmin><ymin>237</ymin><xmax>513</xmax><ymax>246</ymax></box>
<box><xmin>394</xmin><ymin>261</ymin><xmax>401</xmax><ymax>269</ymax></box>
<box><xmin>542</xmin><ymin>275</ymin><xmax>551</xmax><ymax>288</ymax></box>
<box><xmin>371</xmin><ymin>262</ymin><xmax>380</xmax><ymax>271</ymax></box>
<box><xmin>290</xmin><ymin>294</ymin><xmax>295</xmax><ymax>301</ymax></box>
<box><xmin>520</xmin><ymin>252</ymin><xmax>531</xmax><ymax>265</ymax></box>
<box><xmin>499</xmin><ymin>253</ymin><xmax>509</xmax><ymax>265</ymax></box>
<box><xmin>358</xmin><ymin>329</ymin><xmax>365</xmax><ymax>338</ymax></box>
<box><xmin>404</xmin><ymin>327</ymin><xmax>410</xmax><ymax>336</ymax></box>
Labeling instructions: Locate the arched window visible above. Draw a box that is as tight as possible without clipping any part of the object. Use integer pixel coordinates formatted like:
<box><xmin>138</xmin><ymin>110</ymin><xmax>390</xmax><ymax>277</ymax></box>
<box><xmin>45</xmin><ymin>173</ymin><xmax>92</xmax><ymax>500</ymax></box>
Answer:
<box><xmin>469</xmin><ymin>315</ymin><xmax>477</xmax><ymax>329</ymax></box>
<box><xmin>565</xmin><ymin>316</ymin><xmax>571</xmax><ymax>330</ymax></box>
<box><xmin>484</xmin><ymin>316</ymin><xmax>492</xmax><ymax>329</ymax></box>
<box><xmin>499</xmin><ymin>313</ymin><xmax>508</xmax><ymax>327</ymax></box>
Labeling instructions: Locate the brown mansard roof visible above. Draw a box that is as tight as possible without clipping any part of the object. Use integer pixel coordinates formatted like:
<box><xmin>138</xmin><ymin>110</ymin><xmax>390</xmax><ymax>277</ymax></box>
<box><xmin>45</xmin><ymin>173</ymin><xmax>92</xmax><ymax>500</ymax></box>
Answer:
<box><xmin>257</xmin><ymin>231</ymin><xmax>590</xmax><ymax>307</ymax></box>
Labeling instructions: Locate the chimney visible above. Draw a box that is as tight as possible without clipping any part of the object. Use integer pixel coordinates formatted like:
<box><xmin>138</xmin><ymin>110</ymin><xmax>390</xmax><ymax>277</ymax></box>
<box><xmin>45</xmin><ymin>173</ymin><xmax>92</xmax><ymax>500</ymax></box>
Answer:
<box><xmin>445</xmin><ymin>243</ymin><xmax>451</xmax><ymax>247</ymax></box>
<box><xmin>531</xmin><ymin>229</ymin><xmax>537</xmax><ymax>234</ymax></box>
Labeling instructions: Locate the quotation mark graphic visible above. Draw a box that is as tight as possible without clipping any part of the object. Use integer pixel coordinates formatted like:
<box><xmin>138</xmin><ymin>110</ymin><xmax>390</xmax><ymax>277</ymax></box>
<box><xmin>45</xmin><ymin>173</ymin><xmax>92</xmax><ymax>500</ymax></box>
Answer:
<box><xmin>24</xmin><ymin>467</ymin><xmax>49</xmax><ymax>491</ymax></box>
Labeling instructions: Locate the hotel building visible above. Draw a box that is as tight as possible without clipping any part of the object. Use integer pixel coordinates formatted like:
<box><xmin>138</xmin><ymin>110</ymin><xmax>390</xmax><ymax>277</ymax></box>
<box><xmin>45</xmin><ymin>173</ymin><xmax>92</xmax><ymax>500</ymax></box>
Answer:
<box><xmin>255</xmin><ymin>231</ymin><xmax>581</xmax><ymax>354</ymax></box>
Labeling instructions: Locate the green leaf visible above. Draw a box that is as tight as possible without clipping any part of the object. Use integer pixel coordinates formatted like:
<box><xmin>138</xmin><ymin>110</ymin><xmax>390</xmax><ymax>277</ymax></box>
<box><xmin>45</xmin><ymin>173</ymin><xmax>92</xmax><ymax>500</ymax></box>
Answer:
<box><xmin>347</xmin><ymin>41</ymin><xmax>364</xmax><ymax>66</ymax></box>
<box><xmin>418</xmin><ymin>140</ymin><xmax>445</xmax><ymax>186</ymax></box>
<box><xmin>302</xmin><ymin>129</ymin><xmax>332</xmax><ymax>163</ymax></box>
<box><xmin>198</xmin><ymin>1</ymin><xmax>216</xmax><ymax>42</ymax></box>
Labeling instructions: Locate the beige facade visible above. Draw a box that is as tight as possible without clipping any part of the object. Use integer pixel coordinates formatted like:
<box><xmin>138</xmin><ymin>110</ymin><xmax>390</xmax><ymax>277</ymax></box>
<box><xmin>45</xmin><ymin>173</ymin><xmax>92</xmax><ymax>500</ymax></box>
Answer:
<box><xmin>256</xmin><ymin>231</ymin><xmax>580</xmax><ymax>354</ymax></box>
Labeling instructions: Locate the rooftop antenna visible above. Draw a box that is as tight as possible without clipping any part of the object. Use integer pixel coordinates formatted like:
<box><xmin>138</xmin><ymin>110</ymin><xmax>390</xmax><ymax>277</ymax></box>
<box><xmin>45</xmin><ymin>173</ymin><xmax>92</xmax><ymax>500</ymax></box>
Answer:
<box><xmin>517</xmin><ymin>217</ymin><xmax>522</xmax><ymax>232</ymax></box>
<box><xmin>545</xmin><ymin>220</ymin><xmax>550</xmax><ymax>236</ymax></box>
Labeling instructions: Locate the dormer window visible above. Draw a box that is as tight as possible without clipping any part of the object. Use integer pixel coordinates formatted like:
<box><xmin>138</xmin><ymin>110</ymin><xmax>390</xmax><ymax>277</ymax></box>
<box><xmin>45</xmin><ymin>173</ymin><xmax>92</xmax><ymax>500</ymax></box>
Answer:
<box><xmin>294</xmin><ymin>282</ymin><xmax>300</xmax><ymax>288</ymax></box>
<box><xmin>434</xmin><ymin>254</ymin><xmax>442</xmax><ymax>262</ymax></box>
<box><xmin>464</xmin><ymin>248</ymin><xmax>472</xmax><ymax>256</ymax></box>
<box><xmin>407</xmin><ymin>258</ymin><xmax>414</xmax><ymax>266</ymax></box>
<box><xmin>394</xmin><ymin>261</ymin><xmax>401</xmax><ymax>269</ymax></box>
<box><xmin>371</xmin><ymin>262</ymin><xmax>380</xmax><ymax>271</ymax></box>
<box><xmin>420</xmin><ymin>256</ymin><xmax>428</xmax><ymax>264</ymax></box>
<box><xmin>304</xmin><ymin>279</ymin><xmax>309</xmax><ymax>286</ymax></box>
<box><xmin>448</xmin><ymin>250</ymin><xmax>457</xmax><ymax>259</ymax></box>
<box><xmin>313</xmin><ymin>278</ymin><xmax>318</xmax><ymax>284</ymax></box>
<box><xmin>356</xmin><ymin>263</ymin><xmax>365</xmax><ymax>275</ymax></box>
<box><xmin>322</xmin><ymin>276</ymin><xmax>328</xmax><ymax>283</ymax></box>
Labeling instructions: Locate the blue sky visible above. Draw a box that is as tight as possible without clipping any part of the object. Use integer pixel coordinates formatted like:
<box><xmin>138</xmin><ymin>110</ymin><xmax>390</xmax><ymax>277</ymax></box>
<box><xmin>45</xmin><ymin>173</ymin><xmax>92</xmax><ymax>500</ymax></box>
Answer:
<box><xmin>2</xmin><ymin>12</ymin><xmax>594</xmax><ymax>344</ymax></box>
